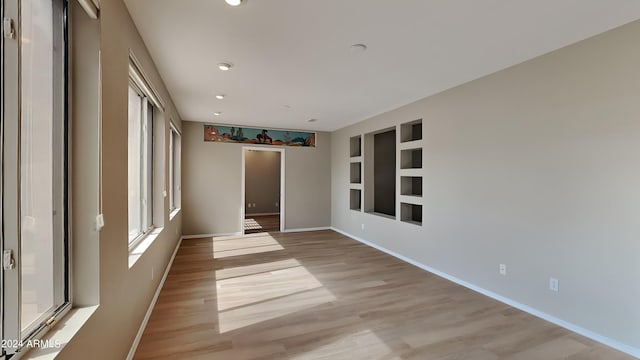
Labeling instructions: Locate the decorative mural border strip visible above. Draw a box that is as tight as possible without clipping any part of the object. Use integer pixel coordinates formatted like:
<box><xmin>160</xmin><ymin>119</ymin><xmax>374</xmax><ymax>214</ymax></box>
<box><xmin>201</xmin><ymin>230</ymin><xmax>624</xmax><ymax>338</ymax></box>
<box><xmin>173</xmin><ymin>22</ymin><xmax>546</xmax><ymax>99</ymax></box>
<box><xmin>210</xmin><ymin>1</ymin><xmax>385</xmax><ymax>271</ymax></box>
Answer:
<box><xmin>204</xmin><ymin>124</ymin><xmax>316</xmax><ymax>147</ymax></box>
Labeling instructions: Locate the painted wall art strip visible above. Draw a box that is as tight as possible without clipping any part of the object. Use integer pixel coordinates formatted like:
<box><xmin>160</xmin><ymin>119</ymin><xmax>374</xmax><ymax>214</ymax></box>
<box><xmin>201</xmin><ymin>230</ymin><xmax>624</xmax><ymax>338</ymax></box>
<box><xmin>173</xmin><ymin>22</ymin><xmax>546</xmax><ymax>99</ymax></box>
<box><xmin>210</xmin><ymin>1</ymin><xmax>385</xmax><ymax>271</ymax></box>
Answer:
<box><xmin>204</xmin><ymin>124</ymin><xmax>316</xmax><ymax>147</ymax></box>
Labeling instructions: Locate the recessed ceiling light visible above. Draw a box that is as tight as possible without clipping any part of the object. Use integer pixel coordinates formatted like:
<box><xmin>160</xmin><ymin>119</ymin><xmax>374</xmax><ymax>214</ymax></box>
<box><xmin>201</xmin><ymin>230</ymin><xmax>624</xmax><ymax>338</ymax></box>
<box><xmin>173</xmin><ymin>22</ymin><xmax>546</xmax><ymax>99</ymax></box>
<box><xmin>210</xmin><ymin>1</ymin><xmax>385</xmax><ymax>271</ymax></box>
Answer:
<box><xmin>307</xmin><ymin>118</ymin><xmax>318</xmax><ymax>123</ymax></box>
<box><xmin>215</xmin><ymin>94</ymin><xmax>225</xmax><ymax>100</ymax></box>
<box><xmin>350</xmin><ymin>43</ymin><xmax>368</xmax><ymax>53</ymax></box>
<box><xmin>214</xmin><ymin>112</ymin><xmax>222</xmax><ymax>116</ymax></box>
<box><xmin>217</xmin><ymin>62</ymin><xmax>232</xmax><ymax>71</ymax></box>
<box><xmin>225</xmin><ymin>0</ymin><xmax>243</xmax><ymax>5</ymax></box>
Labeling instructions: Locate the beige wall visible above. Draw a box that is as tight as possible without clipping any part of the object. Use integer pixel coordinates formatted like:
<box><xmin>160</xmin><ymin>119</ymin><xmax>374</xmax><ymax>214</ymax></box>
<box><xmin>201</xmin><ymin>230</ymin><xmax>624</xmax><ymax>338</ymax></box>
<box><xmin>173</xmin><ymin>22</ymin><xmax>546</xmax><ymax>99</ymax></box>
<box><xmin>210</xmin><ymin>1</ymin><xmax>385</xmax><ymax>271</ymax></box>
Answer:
<box><xmin>59</xmin><ymin>1</ymin><xmax>183</xmax><ymax>359</ymax></box>
<box><xmin>245</xmin><ymin>150</ymin><xmax>281</xmax><ymax>215</ymax></box>
<box><xmin>182</xmin><ymin>121</ymin><xmax>331</xmax><ymax>235</ymax></box>
<box><xmin>332</xmin><ymin>20</ymin><xmax>640</xmax><ymax>352</ymax></box>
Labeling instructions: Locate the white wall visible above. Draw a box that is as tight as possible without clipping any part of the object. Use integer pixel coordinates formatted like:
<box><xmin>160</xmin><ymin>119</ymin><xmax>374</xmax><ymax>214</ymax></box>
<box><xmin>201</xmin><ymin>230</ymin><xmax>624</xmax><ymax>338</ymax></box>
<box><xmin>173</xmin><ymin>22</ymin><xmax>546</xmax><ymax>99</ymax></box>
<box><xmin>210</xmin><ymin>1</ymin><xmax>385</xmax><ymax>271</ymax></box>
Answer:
<box><xmin>182</xmin><ymin>121</ymin><xmax>331</xmax><ymax>234</ymax></box>
<box><xmin>331</xmin><ymin>20</ymin><xmax>640</xmax><ymax>353</ymax></box>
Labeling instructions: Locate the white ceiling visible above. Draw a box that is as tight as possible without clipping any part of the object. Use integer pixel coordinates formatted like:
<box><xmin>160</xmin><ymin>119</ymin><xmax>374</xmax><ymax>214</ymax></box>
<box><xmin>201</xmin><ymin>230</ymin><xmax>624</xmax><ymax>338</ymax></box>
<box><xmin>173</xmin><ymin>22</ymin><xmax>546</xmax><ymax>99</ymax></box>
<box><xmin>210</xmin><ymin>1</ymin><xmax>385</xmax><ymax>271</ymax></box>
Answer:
<box><xmin>124</xmin><ymin>0</ymin><xmax>640</xmax><ymax>132</ymax></box>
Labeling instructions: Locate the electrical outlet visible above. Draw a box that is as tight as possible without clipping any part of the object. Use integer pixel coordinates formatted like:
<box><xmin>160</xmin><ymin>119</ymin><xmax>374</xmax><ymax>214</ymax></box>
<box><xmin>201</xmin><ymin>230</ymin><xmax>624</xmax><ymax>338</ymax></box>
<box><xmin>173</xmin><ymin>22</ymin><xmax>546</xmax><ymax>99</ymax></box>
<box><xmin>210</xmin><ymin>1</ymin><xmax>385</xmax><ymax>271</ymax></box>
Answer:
<box><xmin>499</xmin><ymin>264</ymin><xmax>507</xmax><ymax>276</ymax></box>
<box><xmin>549</xmin><ymin>277</ymin><xmax>559</xmax><ymax>292</ymax></box>
<box><xmin>361</xmin><ymin>223</ymin><xmax>365</xmax><ymax>230</ymax></box>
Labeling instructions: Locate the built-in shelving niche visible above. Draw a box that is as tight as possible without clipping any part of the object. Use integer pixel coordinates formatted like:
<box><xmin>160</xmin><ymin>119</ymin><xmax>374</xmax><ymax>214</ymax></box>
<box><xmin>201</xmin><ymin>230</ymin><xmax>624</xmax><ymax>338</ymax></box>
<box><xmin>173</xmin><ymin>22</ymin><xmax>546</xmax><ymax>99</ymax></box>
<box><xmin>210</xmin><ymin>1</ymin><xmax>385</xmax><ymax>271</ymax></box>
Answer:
<box><xmin>401</xmin><ymin>176</ymin><xmax>422</xmax><ymax>197</ymax></box>
<box><xmin>401</xmin><ymin>148</ymin><xmax>422</xmax><ymax>169</ymax></box>
<box><xmin>401</xmin><ymin>203</ymin><xmax>422</xmax><ymax>226</ymax></box>
<box><xmin>350</xmin><ymin>189</ymin><xmax>362</xmax><ymax>211</ymax></box>
<box><xmin>401</xmin><ymin>119</ymin><xmax>422</xmax><ymax>143</ymax></box>
<box><xmin>363</xmin><ymin>128</ymin><xmax>396</xmax><ymax>218</ymax></box>
<box><xmin>350</xmin><ymin>135</ymin><xmax>362</xmax><ymax>157</ymax></box>
<box><xmin>399</xmin><ymin>119</ymin><xmax>423</xmax><ymax>225</ymax></box>
<box><xmin>349</xmin><ymin>135</ymin><xmax>363</xmax><ymax>211</ymax></box>
<box><xmin>350</xmin><ymin>162</ymin><xmax>361</xmax><ymax>184</ymax></box>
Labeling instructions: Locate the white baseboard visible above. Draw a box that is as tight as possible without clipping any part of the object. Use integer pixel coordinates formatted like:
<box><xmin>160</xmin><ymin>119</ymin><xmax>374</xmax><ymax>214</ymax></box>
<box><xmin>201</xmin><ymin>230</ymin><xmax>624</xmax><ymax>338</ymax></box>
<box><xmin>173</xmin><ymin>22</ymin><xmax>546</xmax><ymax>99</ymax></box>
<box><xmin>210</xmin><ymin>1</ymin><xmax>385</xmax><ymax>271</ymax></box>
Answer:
<box><xmin>181</xmin><ymin>232</ymin><xmax>243</xmax><ymax>239</ymax></box>
<box><xmin>181</xmin><ymin>233</ymin><xmax>215</xmax><ymax>239</ymax></box>
<box><xmin>126</xmin><ymin>236</ymin><xmax>183</xmax><ymax>360</ymax></box>
<box><xmin>330</xmin><ymin>227</ymin><xmax>640</xmax><ymax>359</ymax></box>
<box><xmin>282</xmin><ymin>226</ymin><xmax>330</xmax><ymax>233</ymax></box>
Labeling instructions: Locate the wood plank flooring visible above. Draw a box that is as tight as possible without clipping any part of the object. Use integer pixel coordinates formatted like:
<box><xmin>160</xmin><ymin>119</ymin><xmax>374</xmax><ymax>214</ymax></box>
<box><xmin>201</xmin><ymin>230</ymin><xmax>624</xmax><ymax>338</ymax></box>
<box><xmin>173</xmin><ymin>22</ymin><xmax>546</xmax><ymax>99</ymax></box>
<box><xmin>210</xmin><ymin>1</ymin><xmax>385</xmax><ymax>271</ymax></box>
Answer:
<box><xmin>244</xmin><ymin>215</ymin><xmax>280</xmax><ymax>234</ymax></box>
<box><xmin>134</xmin><ymin>230</ymin><xmax>634</xmax><ymax>360</ymax></box>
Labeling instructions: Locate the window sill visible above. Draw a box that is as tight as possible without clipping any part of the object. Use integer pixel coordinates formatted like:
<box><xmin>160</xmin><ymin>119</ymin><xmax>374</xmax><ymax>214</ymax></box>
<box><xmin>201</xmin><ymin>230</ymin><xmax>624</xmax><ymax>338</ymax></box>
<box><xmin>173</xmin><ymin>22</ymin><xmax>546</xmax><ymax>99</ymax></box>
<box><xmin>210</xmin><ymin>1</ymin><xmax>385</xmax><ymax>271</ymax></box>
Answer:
<box><xmin>169</xmin><ymin>207</ymin><xmax>181</xmax><ymax>221</ymax></box>
<box><xmin>22</xmin><ymin>306</ymin><xmax>99</xmax><ymax>360</ymax></box>
<box><xmin>128</xmin><ymin>227</ymin><xmax>164</xmax><ymax>268</ymax></box>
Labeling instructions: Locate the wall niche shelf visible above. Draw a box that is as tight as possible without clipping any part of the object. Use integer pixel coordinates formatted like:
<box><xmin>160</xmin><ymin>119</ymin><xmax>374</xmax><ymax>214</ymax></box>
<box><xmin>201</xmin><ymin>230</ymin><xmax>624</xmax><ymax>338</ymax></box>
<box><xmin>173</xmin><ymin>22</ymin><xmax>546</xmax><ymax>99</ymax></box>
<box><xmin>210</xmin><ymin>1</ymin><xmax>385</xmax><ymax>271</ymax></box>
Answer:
<box><xmin>401</xmin><ymin>176</ymin><xmax>422</xmax><ymax>197</ymax></box>
<box><xmin>401</xmin><ymin>148</ymin><xmax>422</xmax><ymax>169</ymax></box>
<box><xmin>347</xmin><ymin>119</ymin><xmax>423</xmax><ymax>220</ymax></box>
<box><xmin>401</xmin><ymin>202</ymin><xmax>422</xmax><ymax>226</ymax></box>
<box><xmin>401</xmin><ymin>119</ymin><xmax>422</xmax><ymax>143</ymax></box>
<box><xmin>350</xmin><ymin>189</ymin><xmax>362</xmax><ymax>211</ymax></box>
<box><xmin>363</xmin><ymin>128</ymin><xmax>396</xmax><ymax>218</ymax></box>
<box><xmin>350</xmin><ymin>162</ymin><xmax>361</xmax><ymax>184</ymax></box>
<box><xmin>398</xmin><ymin>119</ymin><xmax>423</xmax><ymax>226</ymax></box>
<box><xmin>350</xmin><ymin>135</ymin><xmax>362</xmax><ymax>157</ymax></box>
<box><xmin>349</xmin><ymin>135</ymin><xmax>363</xmax><ymax>211</ymax></box>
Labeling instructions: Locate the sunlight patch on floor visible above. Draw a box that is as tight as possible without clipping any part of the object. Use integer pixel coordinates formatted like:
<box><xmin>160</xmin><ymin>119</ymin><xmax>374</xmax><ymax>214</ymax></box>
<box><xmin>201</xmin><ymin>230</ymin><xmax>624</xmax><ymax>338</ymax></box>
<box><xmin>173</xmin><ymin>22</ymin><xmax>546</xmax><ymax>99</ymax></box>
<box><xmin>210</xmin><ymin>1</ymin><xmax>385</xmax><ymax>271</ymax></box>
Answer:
<box><xmin>215</xmin><ymin>258</ymin><xmax>302</xmax><ymax>281</ymax></box>
<box><xmin>212</xmin><ymin>234</ymin><xmax>337</xmax><ymax>334</ymax></box>
<box><xmin>213</xmin><ymin>234</ymin><xmax>284</xmax><ymax>258</ymax></box>
<box><xmin>217</xmin><ymin>265</ymin><xmax>324</xmax><ymax>311</ymax></box>
<box><xmin>291</xmin><ymin>329</ymin><xmax>395</xmax><ymax>360</ymax></box>
<box><xmin>244</xmin><ymin>218</ymin><xmax>263</xmax><ymax>230</ymax></box>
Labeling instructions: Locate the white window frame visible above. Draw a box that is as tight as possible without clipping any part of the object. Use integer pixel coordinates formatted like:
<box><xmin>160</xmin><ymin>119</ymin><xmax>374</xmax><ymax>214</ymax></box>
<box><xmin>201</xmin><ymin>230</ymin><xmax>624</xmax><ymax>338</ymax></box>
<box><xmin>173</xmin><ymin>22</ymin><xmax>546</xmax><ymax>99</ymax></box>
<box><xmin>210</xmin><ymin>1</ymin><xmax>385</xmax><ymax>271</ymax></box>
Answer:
<box><xmin>127</xmin><ymin>53</ymin><xmax>163</xmax><ymax>250</ymax></box>
<box><xmin>127</xmin><ymin>82</ymin><xmax>155</xmax><ymax>248</ymax></box>
<box><xmin>1</xmin><ymin>0</ymin><xmax>71</xmax><ymax>357</ymax></box>
<box><xmin>169</xmin><ymin>124</ymin><xmax>181</xmax><ymax>214</ymax></box>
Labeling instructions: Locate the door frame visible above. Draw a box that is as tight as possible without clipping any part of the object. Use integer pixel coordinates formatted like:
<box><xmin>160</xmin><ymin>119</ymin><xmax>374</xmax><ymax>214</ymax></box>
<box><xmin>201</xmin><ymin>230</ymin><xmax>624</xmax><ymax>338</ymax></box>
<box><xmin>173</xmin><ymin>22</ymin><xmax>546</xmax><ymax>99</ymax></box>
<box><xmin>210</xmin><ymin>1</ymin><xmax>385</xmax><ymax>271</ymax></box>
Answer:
<box><xmin>241</xmin><ymin>146</ymin><xmax>285</xmax><ymax>234</ymax></box>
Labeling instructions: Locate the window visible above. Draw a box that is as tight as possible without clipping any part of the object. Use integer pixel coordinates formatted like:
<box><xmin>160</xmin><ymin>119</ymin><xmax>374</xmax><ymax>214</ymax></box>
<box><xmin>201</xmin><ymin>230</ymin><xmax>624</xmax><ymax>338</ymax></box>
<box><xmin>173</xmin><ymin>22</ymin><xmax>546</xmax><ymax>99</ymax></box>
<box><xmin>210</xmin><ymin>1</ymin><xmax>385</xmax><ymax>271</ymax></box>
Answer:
<box><xmin>127</xmin><ymin>54</ymin><xmax>164</xmax><ymax>249</ymax></box>
<box><xmin>169</xmin><ymin>126</ymin><xmax>181</xmax><ymax>212</ymax></box>
<box><xmin>128</xmin><ymin>83</ymin><xmax>154</xmax><ymax>246</ymax></box>
<box><xmin>2</xmin><ymin>0</ymin><xmax>70</xmax><ymax>356</ymax></box>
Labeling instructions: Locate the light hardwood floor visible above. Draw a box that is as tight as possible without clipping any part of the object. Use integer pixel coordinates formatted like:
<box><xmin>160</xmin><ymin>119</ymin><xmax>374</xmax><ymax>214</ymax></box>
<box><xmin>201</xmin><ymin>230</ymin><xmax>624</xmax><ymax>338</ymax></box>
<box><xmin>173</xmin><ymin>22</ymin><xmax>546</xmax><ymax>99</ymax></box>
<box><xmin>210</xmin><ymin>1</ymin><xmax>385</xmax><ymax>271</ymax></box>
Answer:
<box><xmin>134</xmin><ymin>230</ymin><xmax>634</xmax><ymax>360</ymax></box>
<box><xmin>244</xmin><ymin>215</ymin><xmax>280</xmax><ymax>234</ymax></box>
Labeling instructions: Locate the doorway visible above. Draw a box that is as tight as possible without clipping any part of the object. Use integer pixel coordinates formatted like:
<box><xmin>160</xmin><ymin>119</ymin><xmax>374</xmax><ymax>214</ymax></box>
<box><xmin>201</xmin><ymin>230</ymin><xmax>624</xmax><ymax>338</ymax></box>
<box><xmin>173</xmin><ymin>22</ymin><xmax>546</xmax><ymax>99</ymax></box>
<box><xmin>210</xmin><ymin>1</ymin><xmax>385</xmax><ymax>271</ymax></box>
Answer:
<box><xmin>241</xmin><ymin>147</ymin><xmax>285</xmax><ymax>234</ymax></box>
